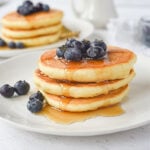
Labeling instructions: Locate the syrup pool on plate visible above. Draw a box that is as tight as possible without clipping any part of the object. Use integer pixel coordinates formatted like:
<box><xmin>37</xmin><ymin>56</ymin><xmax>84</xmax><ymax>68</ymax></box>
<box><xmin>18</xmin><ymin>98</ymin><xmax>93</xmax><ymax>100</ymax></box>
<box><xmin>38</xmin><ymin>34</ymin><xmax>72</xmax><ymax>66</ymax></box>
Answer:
<box><xmin>38</xmin><ymin>104</ymin><xmax>124</xmax><ymax>124</ymax></box>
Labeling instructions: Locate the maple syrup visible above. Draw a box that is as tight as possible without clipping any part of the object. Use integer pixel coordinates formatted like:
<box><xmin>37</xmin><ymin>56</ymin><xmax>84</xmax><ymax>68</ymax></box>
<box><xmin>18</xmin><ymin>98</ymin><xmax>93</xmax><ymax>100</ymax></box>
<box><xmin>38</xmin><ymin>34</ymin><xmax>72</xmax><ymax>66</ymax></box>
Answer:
<box><xmin>39</xmin><ymin>104</ymin><xmax>124</xmax><ymax>124</ymax></box>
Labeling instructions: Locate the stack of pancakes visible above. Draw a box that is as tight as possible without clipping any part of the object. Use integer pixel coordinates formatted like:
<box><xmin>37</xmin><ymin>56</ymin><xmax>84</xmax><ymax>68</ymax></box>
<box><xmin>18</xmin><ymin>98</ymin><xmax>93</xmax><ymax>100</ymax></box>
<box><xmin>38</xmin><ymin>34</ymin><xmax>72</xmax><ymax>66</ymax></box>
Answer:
<box><xmin>1</xmin><ymin>10</ymin><xmax>63</xmax><ymax>47</ymax></box>
<box><xmin>34</xmin><ymin>46</ymin><xmax>136</xmax><ymax>112</ymax></box>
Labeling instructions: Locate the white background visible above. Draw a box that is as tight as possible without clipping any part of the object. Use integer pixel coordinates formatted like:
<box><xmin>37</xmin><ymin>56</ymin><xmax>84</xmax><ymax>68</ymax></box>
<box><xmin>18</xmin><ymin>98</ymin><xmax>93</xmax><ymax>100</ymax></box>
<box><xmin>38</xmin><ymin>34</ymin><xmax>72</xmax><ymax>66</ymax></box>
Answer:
<box><xmin>0</xmin><ymin>0</ymin><xmax>150</xmax><ymax>150</ymax></box>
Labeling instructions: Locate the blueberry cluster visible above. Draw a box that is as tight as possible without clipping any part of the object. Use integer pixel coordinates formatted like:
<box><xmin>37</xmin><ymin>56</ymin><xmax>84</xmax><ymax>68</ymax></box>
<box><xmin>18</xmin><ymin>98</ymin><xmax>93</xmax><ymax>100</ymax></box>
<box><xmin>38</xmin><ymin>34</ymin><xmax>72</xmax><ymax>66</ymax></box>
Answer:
<box><xmin>27</xmin><ymin>91</ymin><xmax>44</xmax><ymax>113</ymax></box>
<box><xmin>56</xmin><ymin>39</ymin><xmax>107</xmax><ymax>61</ymax></box>
<box><xmin>0</xmin><ymin>80</ymin><xmax>30</xmax><ymax>98</ymax></box>
<box><xmin>17</xmin><ymin>0</ymin><xmax>50</xmax><ymax>16</ymax></box>
<box><xmin>0</xmin><ymin>80</ymin><xmax>44</xmax><ymax>113</ymax></box>
<box><xmin>0</xmin><ymin>38</ymin><xmax>6</xmax><ymax>46</ymax></box>
<box><xmin>0</xmin><ymin>38</ymin><xmax>25</xmax><ymax>49</ymax></box>
<box><xmin>8</xmin><ymin>41</ymin><xmax>25</xmax><ymax>49</ymax></box>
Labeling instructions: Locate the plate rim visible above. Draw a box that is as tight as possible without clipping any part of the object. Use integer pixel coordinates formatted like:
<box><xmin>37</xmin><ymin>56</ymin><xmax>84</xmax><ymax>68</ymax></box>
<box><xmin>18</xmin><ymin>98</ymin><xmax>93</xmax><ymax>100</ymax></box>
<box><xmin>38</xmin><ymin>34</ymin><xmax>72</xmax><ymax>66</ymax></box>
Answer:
<box><xmin>0</xmin><ymin>52</ymin><xmax>150</xmax><ymax>136</ymax></box>
<box><xmin>0</xmin><ymin>114</ymin><xmax>150</xmax><ymax>136</ymax></box>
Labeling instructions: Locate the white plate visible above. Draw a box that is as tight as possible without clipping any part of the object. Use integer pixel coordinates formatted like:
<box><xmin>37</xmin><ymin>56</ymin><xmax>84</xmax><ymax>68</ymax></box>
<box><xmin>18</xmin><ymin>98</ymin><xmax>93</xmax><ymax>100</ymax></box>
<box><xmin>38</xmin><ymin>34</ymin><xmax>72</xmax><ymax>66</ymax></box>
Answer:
<box><xmin>0</xmin><ymin>52</ymin><xmax>150</xmax><ymax>136</ymax></box>
<box><xmin>0</xmin><ymin>18</ymin><xmax>93</xmax><ymax>58</ymax></box>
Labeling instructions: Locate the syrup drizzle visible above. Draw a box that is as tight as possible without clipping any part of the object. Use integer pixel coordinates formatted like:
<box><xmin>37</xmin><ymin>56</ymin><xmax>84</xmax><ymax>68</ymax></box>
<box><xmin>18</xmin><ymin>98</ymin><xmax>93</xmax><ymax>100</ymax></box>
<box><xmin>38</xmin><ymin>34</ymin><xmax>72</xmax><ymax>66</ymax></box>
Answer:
<box><xmin>38</xmin><ymin>104</ymin><xmax>124</xmax><ymax>124</ymax></box>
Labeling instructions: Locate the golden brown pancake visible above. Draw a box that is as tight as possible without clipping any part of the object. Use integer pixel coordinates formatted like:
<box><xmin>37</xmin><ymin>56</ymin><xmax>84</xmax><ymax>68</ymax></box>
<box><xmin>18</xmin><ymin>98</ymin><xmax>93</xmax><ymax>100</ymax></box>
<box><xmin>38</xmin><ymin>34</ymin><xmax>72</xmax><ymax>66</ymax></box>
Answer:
<box><xmin>40</xmin><ymin>85</ymin><xmax>129</xmax><ymax>112</ymax></box>
<box><xmin>1</xmin><ymin>23</ymin><xmax>62</xmax><ymax>38</ymax></box>
<box><xmin>38</xmin><ymin>46</ymin><xmax>137</xmax><ymax>82</ymax></box>
<box><xmin>2</xmin><ymin>9</ymin><xmax>63</xmax><ymax>30</ymax></box>
<box><xmin>1</xmin><ymin>31</ymin><xmax>61</xmax><ymax>46</ymax></box>
<box><xmin>34</xmin><ymin>69</ymin><xmax>135</xmax><ymax>98</ymax></box>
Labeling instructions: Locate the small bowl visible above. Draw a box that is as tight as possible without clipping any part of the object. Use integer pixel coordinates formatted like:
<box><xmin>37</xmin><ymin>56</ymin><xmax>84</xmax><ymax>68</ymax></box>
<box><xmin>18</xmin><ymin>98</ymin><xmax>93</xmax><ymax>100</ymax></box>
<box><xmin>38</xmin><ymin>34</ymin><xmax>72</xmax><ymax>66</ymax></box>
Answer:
<box><xmin>139</xmin><ymin>16</ymin><xmax>150</xmax><ymax>46</ymax></box>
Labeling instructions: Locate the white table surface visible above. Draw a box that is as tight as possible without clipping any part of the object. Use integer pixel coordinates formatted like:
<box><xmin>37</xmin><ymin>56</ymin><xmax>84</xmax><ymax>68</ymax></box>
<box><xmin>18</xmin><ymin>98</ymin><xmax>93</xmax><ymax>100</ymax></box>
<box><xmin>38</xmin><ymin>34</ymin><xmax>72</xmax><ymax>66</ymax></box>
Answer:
<box><xmin>0</xmin><ymin>0</ymin><xmax>150</xmax><ymax>150</ymax></box>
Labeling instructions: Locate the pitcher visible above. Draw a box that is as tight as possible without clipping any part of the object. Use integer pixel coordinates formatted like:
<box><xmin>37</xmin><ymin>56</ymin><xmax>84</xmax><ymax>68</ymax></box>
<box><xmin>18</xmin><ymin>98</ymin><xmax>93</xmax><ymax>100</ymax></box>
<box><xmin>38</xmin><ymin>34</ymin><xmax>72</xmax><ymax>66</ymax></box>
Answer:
<box><xmin>71</xmin><ymin>0</ymin><xmax>117</xmax><ymax>28</ymax></box>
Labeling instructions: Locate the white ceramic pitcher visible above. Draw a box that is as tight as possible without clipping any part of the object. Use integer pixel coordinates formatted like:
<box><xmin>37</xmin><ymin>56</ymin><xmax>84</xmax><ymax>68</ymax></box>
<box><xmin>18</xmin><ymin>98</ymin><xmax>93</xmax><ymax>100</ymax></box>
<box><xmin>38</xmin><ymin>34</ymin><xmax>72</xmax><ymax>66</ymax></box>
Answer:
<box><xmin>71</xmin><ymin>0</ymin><xmax>117</xmax><ymax>28</ymax></box>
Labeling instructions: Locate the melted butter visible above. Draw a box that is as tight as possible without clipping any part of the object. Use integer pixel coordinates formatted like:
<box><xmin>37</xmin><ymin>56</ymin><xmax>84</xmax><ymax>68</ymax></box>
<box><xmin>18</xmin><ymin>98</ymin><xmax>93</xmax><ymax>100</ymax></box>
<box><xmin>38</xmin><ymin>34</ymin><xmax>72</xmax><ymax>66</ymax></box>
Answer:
<box><xmin>38</xmin><ymin>104</ymin><xmax>124</xmax><ymax>124</ymax></box>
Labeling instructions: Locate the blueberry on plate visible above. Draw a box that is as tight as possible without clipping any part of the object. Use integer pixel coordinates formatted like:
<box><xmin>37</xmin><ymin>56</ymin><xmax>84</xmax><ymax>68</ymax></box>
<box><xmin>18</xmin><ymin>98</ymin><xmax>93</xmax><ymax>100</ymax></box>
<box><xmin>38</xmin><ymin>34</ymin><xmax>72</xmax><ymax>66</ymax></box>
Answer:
<box><xmin>64</xmin><ymin>47</ymin><xmax>82</xmax><ymax>61</ymax></box>
<box><xmin>16</xmin><ymin>42</ymin><xmax>25</xmax><ymax>49</ymax></box>
<box><xmin>29</xmin><ymin>91</ymin><xmax>44</xmax><ymax>102</ymax></box>
<box><xmin>14</xmin><ymin>80</ymin><xmax>30</xmax><ymax>95</ymax></box>
<box><xmin>87</xmin><ymin>46</ymin><xmax>106</xmax><ymax>59</ymax></box>
<box><xmin>91</xmin><ymin>39</ymin><xmax>107</xmax><ymax>51</ymax></box>
<box><xmin>27</xmin><ymin>98</ymin><xmax>43</xmax><ymax>113</ymax></box>
<box><xmin>0</xmin><ymin>84</ymin><xmax>14</xmax><ymax>98</ymax></box>
<box><xmin>42</xmin><ymin>4</ymin><xmax>50</xmax><ymax>11</ymax></box>
<box><xmin>0</xmin><ymin>38</ymin><xmax>6</xmax><ymax>46</ymax></box>
<box><xmin>56</xmin><ymin>45</ymin><xmax>67</xmax><ymax>58</ymax></box>
<box><xmin>8</xmin><ymin>41</ymin><xmax>16</xmax><ymax>49</ymax></box>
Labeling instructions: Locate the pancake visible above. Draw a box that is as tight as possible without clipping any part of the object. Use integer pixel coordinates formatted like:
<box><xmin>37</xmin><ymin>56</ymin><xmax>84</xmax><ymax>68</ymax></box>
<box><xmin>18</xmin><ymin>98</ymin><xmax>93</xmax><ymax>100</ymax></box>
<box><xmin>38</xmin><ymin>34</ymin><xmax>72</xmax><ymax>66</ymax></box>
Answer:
<box><xmin>2</xmin><ymin>9</ymin><xmax>63</xmax><ymax>30</ymax></box>
<box><xmin>34</xmin><ymin>69</ymin><xmax>135</xmax><ymax>98</ymax></box>
<box><xmin>38</xmin><ymin>46</ymin><xmax>137</xmax><ymax>82</ymax></box>
<box><xmin>1</xmin><ymin>23</ymin><xmax>62</xmax><ymax>39</ymax></box>
<box><xmin>1</xmin><ymin>31</ymin><xmax>61</xmax><ymax>46</ymax></box>
<box><xmin>40</xmin><ymin>85</ymin><xmax>129</xmax><ymax>112</ymax></box>
<box><xmin>60</xmin><ymin>26</ymin><xmax>79</xmax><ymax>39</ymax></box>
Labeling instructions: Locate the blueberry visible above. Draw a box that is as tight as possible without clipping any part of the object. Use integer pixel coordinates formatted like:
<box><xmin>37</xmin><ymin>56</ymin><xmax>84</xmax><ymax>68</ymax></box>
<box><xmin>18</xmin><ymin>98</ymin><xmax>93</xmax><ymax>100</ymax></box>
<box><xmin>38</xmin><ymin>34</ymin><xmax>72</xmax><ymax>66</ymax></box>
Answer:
<box><xmin>29</xmin><ymin>91</ymin><xmax>44</xmax><ymax>102</ymax></box>
<box><xmin>42</xmin><ymin>4</ymin><xmax>50</xmax><ymax>11</ymax></box>
<box><xmin>72</xmin><ymin>40</ymin><xmax>83</xmax><ymax>49</ymax></box>
<box><xmin>65</xmin><ymin>39</ymin><xmax>84</xmax><ymax>51</ymax></box>
<box><xmin>17</xmin><ymin>6</ymin><xmax>29</xmax><ymax>15</ymax></box>
<box><xmin>8</xmin><ymin>42</ymin><xmax>16</xmax><ymax>49</ymax></box>
<box><xmin>56</xmin><ymin>45</ymin><xmax>67</xmax><ymax>58</ymax></box>
<box><xmin>16</xmin><ymin>42</ymin><xmax>25</xmax><ymax>49</ymax></box>
<box><xmin>82</xmin><ymin>39</ymin><xmax>90</xmax><ymax>50</ymax></box>
<box><xmin>23</xmin><ymin>0</ymin><xmax>33</xmax><ymax>7</ymax></box>
<box><xmin>17</xmin><ymin>0</ymin><xmax>33</xmax><ymax>15</ymax></box>
<box><xmin>65</xmin><ymin>38</ymin><xmax>76</xmax><ymax>47</ymax></box>
<box><xmin>81</xmin><ymin>39</ymin><xmax>90</xmax><ymax>53</ymax></box>
<box><xmin>56</xmin><ymin>48</ymin><xmax>64</xmax><ymax>58</ymax></box>
<box><xmin>35</xmin><ymin>2</ymin><xmax>43</xmax><ymax>12</ymax></box>
<box><xmin>0</xmin><ymin>39</ymin><xmax>6</xmax><ymax>46</ymax></box>
<box><xmin>91</xmin><ymin>40</ymin><xmax>107</xmax><ymax>51</ymax></box>
<box><xmin>27</xmin><ymin>98</ymin><xmax>43</xmax><ymax>113</ymax></box>
<box><xmin>14</xmin><ymin>80</ymin><xmax>30</xmax><ymax>95</ymax></box>
<box><xmin>64</xmin><ymin>47</ymin><xmax>82</xmax><ymax>61</ymax></box>
<box><xmin>17</xmin><ymin>6</ymin><xmax>22</xmax><ymax>13</ymax></box>
<box><xmin>26</xmin><ymin>4</ymin><xmax>35</xmax><ymax>13</ymax></box>
<box><xmin>87</xmin><ymin>46</ymin><xmax>106</xmax><ymax>59</ymax></box>
<box><xmin>17</xmin><ymin>2</ymin><xmax>34</xmax><ymax>15</ymax></box>
<box><xmin>87</xmin><ymin>47</ymin><xmax>99</xmax><ymax>58</ymax></box>
<box><xmin>97</xmin><ymin>47</ymin><xmax>106</xmax><ymax>58</ymax></box>
<box><xmin>0</xmin><ymin>84</ymin><xmax>14</xmax><ymax>98</ymax></box>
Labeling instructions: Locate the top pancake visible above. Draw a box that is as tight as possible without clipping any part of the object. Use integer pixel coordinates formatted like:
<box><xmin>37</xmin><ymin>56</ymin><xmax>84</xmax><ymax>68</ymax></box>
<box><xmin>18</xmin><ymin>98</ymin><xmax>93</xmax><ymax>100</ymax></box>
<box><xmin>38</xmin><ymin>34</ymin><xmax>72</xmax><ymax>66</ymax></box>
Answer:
<box><xmin>1</xmin><ymin>9</ymin><xmax>63</xmax><ymax>30</ymax></box>
<box><xmin>39</xmin><ymin>46</ymin><xmax>137</xmax><ymax>82</ymax></box>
